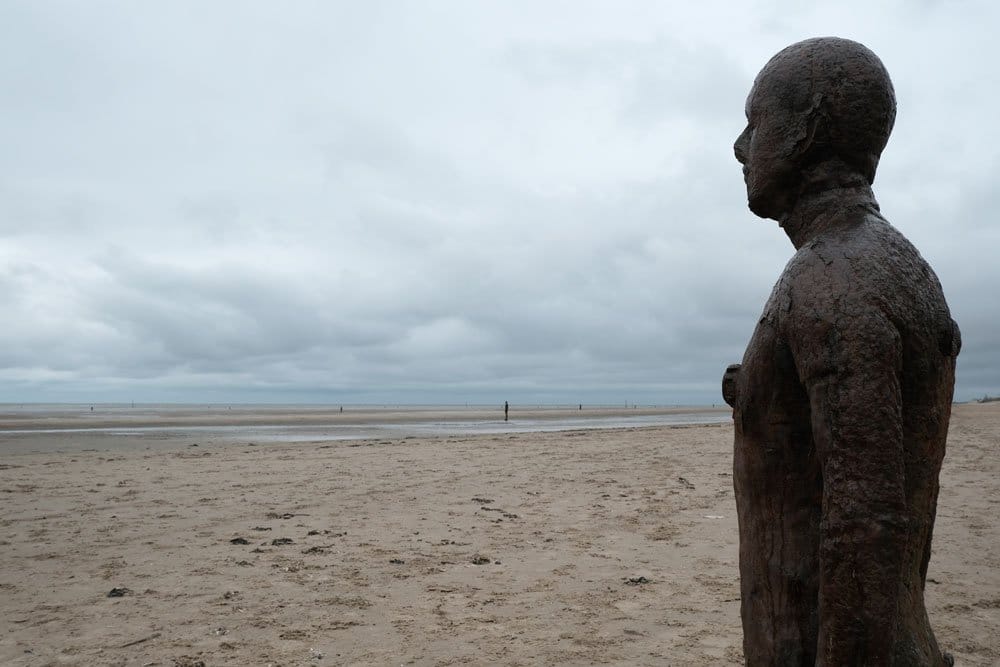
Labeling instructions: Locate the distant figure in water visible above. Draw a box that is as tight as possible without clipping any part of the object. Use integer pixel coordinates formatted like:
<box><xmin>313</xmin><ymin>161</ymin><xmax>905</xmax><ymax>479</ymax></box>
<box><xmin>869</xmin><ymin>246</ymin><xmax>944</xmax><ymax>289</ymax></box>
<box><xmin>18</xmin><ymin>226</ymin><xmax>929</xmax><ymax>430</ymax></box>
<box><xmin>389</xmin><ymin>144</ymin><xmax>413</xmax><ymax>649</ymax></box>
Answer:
<box><xmin>504</xmin><ymin>401</ymin><xmax>509</xmax><ymax>422</ymax></box>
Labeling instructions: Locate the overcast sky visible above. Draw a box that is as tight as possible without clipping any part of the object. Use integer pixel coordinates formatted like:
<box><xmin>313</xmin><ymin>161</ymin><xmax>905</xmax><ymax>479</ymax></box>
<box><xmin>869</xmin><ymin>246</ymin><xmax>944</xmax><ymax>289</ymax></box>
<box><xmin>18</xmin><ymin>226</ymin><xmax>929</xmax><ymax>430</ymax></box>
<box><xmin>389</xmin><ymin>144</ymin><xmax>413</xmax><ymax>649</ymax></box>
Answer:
<box><xmin>1</xmin><ymin>1</ymin><xmax>996</xmax><ymax>405</ymax></box>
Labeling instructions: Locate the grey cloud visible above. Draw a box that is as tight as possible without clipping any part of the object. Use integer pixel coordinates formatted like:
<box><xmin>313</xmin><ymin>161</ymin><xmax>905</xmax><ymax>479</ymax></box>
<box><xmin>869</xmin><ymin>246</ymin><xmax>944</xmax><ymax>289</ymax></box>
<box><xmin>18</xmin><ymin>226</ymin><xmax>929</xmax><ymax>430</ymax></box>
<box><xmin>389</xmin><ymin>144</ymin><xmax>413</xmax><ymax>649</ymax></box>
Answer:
<box><xmin>505</xmin><ymin>36</ymin><xmax>747</xmax><ymax>126</ymax></box>
<box><xmin>0</xmin><ymin>1</ymin><xmax>996</xmax><ymax>404</ymax></box>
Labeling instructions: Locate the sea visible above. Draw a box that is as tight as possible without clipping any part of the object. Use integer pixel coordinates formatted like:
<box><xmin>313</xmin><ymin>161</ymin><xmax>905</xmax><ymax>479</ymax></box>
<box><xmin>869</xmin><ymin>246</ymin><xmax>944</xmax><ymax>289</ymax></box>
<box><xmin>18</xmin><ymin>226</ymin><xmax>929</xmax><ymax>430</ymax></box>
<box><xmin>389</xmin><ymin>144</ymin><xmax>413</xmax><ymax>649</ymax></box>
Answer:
<box><xmin>0</xmin><ymin>403</ymin><xmax>731</xmax><ymax>454</ymax></box>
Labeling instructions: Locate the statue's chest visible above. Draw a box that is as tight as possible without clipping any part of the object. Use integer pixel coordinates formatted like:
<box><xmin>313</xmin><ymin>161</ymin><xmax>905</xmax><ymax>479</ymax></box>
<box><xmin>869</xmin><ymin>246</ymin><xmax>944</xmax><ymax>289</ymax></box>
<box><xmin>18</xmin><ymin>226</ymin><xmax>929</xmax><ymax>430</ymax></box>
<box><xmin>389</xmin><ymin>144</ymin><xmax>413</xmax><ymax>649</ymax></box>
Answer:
<box><xmin>735</xmin><ymin>284</ymin><xmax>805</xmax><ymax>440</ymax></box>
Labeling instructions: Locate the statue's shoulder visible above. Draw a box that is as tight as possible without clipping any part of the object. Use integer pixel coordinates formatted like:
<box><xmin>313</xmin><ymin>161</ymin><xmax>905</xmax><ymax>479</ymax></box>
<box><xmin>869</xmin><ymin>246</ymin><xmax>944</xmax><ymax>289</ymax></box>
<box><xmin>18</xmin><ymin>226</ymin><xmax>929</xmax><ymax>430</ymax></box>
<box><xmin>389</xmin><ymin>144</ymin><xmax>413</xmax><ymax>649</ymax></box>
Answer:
<box><xmin>779</xmin><ymin>215</ymin><xmax>887</xmax><ymax>308</ymax></box>
<box><xmin>789</xmin><ymin>212</ymin><xmax>912</xmax><ymax>282</ymax></box>
<box><xmin>782</xmin><ymin>210</ymin><xmax>951</xmax><ymax>323</ymax></box>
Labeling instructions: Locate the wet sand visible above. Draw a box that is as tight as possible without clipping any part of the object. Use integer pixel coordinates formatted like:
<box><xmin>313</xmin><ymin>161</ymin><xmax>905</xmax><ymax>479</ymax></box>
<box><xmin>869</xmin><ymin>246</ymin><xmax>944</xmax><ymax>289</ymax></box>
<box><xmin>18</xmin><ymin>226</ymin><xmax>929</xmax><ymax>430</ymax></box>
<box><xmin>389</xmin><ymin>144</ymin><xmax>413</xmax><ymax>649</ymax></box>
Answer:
<box><xmin>0</xmin><ymin>405</ymin><xmax>727</xmax><ymax>432</ymax></box>
<box><xmin>1</xmin><ymin>403</ymin><xmax>997</xmax><ymax>665</ymax></box>
<box><xmin>0</xmin><ymin>405</ymin><xmax>730</xmax><ymax>455</ymax></box>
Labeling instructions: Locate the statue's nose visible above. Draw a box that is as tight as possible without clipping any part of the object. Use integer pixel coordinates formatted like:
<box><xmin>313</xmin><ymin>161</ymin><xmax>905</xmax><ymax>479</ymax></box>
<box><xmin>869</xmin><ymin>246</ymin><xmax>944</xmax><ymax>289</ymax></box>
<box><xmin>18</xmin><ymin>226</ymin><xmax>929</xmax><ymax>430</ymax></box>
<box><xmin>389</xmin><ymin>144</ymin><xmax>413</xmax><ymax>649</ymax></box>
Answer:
<box><xmin>734</xmin><ymin>127</ymin><xmax>749</xmax><ymax>164</ymax></box>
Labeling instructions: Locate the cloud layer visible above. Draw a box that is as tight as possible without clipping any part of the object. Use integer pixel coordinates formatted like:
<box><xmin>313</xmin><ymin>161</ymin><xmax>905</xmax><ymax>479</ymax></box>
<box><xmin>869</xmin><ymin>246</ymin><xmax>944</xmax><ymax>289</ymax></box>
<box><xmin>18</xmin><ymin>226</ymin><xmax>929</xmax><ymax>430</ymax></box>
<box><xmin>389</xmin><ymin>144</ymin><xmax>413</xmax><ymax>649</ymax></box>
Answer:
<box><xmin>1</xmin><ymin>1</ymin><xmax>996</xmax><ymax>404</ymax></box>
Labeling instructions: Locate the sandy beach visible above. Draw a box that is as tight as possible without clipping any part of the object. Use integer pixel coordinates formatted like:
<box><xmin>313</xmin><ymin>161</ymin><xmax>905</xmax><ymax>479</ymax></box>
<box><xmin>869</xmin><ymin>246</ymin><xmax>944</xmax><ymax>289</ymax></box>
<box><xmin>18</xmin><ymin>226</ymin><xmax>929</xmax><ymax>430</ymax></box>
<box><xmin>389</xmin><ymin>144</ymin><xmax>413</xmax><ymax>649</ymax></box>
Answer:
<box><xmin>1</xmin><ymin>403</ymin><xmax>997</xmax><ymax>666</ymax></box>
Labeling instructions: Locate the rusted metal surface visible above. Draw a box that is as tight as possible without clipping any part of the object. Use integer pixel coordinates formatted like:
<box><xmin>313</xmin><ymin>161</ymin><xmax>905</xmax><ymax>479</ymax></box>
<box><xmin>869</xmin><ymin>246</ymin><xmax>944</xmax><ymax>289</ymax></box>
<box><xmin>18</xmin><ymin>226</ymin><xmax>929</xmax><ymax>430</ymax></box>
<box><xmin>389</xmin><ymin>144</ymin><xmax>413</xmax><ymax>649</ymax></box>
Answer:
<box><xmin>726</xmin><ymin>37</ymin><xmax>959</xmax><ymax>666</ymax></box>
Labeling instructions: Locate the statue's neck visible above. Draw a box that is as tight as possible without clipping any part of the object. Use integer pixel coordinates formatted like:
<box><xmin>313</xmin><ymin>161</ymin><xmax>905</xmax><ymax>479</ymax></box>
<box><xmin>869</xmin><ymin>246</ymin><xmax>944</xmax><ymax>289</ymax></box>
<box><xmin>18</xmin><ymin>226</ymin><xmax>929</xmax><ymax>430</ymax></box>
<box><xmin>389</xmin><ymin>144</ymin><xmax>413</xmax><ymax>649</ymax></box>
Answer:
<box><xmin>779</xmin><ymin>167</ymin><xmax>878</xmax><ymax>249</ymax></box>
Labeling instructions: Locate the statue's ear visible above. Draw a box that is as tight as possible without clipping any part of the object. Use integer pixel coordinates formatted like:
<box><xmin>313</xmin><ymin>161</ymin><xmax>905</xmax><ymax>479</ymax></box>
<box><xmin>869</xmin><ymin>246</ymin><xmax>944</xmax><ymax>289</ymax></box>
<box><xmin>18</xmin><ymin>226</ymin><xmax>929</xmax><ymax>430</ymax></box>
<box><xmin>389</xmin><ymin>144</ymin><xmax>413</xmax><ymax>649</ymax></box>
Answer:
<box><xmin>790</xmin><ymin>92</ymin><xmax>825</xmax><ymax>161</ymax></box>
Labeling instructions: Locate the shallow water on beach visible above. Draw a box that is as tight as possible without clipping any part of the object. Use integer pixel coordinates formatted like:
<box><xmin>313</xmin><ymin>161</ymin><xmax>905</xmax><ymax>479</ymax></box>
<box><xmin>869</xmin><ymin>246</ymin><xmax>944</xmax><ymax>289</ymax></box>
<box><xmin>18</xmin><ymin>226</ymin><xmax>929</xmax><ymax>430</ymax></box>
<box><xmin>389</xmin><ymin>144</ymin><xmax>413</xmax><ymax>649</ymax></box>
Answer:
<box><xmin>0</xmin><ymin>405</ymin><xmax>730</xmax><ymax>454</ymax></box>
<box><xmin>0</xmin><ymin>411</ymin><xmax>728</xmax><ymax>440</ymax></box>
<box><xmin>233</xmin><ymin>411</ymin><xmax>729</xmax><ymax>442</ymax></box>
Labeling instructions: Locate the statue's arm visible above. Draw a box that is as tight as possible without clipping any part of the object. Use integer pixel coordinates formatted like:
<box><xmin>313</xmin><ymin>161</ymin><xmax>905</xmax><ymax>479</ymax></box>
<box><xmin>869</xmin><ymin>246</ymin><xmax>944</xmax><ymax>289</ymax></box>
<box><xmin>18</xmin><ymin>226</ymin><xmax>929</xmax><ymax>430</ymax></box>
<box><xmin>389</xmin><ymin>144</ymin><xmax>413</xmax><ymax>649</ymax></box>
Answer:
<box><xmin>787</xmin><ymin>283</ymin><xmax>907</xmax><ymax>665</ymax></box>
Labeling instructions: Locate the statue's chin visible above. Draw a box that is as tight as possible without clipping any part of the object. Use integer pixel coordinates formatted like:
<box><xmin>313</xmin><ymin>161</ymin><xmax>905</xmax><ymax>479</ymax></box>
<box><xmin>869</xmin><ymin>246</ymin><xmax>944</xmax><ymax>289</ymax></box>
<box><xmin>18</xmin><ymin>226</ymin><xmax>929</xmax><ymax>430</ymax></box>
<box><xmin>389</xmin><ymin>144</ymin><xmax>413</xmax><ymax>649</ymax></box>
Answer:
<box><xmin>747</xmin><ymin>192</ymin><xmax>781</xmax><ymax>221</ymax></box>
<box><xmin>746</xmin><ymin>174</ymin><xmax>797</xmax><ymax>221</ymax></box>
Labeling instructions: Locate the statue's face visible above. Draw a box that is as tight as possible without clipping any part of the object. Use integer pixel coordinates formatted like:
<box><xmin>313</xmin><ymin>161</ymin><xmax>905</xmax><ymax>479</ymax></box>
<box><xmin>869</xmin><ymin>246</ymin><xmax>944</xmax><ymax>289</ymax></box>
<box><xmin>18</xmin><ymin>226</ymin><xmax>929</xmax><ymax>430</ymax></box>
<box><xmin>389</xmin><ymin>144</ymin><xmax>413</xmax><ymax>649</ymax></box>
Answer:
<box><xmin>735</xmin><ymin>39</ymin><xmax>895</xmax><ymax>220</ymax></box>
<box><xmin>733</xmin><ymin>81</ymin><xmax>801</xmax><ymax>220</ymax></box>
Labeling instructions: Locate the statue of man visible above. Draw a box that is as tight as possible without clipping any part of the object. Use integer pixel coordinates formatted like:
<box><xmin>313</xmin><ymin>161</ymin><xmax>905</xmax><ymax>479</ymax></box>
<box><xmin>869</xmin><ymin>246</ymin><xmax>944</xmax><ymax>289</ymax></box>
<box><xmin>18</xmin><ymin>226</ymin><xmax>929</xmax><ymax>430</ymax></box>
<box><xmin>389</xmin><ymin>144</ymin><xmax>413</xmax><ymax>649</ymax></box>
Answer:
<box><xmin>723</xmin><ymin>37</ymin><xmax>960</xmax><ymax>666</ymax></box>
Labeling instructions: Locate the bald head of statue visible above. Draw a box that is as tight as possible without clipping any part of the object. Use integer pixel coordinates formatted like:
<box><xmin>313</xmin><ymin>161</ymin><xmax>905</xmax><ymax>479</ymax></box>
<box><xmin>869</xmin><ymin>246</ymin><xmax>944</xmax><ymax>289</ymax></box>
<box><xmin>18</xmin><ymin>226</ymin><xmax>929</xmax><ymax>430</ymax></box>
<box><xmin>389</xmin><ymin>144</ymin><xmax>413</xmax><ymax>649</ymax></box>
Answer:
<box><xmin>734</xmin><ymin>37</ymin><xmax>897</xmax><ymax>220</ymax></box>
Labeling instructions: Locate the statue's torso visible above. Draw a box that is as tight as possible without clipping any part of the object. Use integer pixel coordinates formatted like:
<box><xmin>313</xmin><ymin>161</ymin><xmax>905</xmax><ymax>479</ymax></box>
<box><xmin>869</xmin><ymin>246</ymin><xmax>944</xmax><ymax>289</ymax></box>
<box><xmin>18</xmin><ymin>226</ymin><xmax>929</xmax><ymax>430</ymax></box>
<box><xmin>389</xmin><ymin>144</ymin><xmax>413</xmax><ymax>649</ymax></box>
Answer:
<box><xmin>732</xmin><ymin>206</ymin><xmax>958</xmax><ymax>665</ymax></box>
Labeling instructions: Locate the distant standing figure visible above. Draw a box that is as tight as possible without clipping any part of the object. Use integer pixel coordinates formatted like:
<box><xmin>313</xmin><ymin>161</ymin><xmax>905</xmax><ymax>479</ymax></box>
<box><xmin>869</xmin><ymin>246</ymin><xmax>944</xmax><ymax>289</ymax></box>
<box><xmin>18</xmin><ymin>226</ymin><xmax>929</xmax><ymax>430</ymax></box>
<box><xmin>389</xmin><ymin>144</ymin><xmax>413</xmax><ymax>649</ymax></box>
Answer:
<box><xmin>504</xmin><ymin>401</ymin><xmax>509</xmax><ymax>422</ymax></box>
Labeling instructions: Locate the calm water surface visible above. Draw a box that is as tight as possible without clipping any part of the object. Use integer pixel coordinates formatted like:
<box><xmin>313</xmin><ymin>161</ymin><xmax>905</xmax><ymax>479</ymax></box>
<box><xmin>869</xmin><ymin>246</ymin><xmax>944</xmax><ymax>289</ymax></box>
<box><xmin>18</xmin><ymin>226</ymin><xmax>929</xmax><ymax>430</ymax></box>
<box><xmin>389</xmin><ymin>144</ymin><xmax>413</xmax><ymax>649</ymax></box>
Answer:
<box><xmin>0</xmin><ymin>404</ymin><xmax>730</xmax><ymax>454</ymax></box>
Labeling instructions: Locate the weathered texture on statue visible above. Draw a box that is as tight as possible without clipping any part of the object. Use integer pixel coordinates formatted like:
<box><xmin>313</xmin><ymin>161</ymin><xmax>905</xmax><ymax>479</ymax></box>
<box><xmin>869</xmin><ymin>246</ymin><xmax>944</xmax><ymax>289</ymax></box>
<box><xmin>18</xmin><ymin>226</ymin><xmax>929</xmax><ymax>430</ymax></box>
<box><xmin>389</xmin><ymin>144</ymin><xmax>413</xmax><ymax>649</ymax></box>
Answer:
<box><xmin>724</xmin><ymin>37</ymin><xmax>959</xmax><ymax>666</ymax></box>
